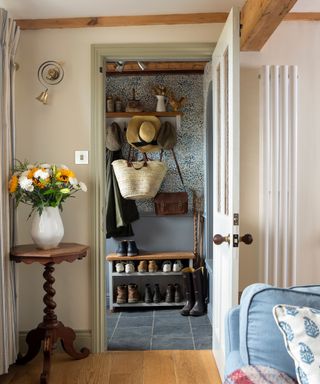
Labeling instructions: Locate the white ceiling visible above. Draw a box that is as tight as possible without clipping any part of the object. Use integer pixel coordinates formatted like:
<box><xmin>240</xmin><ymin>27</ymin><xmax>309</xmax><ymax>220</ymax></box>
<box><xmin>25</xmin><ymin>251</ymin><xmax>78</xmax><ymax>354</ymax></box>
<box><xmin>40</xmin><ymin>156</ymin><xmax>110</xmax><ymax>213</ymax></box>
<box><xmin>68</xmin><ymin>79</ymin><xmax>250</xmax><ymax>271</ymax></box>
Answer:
<box><xmin>0</xmin><ymin>0</ymin><xmax>319</xmax><ymax>20</ymax></box>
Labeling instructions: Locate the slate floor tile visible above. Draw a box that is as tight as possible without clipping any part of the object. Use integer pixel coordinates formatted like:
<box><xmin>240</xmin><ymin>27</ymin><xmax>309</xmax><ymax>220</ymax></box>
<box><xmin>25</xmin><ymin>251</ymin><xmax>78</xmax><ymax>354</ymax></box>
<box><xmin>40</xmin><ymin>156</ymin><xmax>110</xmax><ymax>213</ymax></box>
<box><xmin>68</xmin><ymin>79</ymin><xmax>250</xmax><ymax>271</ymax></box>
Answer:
<box><xmin>191</xmin><ymin>324</ymin><xmax>212</xmax><ymax>338</ymax></box>
<box><xmin>106</xmin><ymin>309</ymin><xmax>120</xmax><ymax>318</ymax></box>
<box><xmin>194</xmin><ymin>337</ymin><xmax>212</xmax><ymax>350</ymax></box>
<box><xmin>151</xmin><ymin>336</ymin><xmax>194</xmax><ymax>350</ymax></box>
<box><xmin>154</xmin><ymin>308</ymin><xmax>183</xmax><ymax>316</ymax></box>
<box><xmin>112</xmin><ymin>325</ymin><xmax>153</xmax><ymax>340</ymax></box>
<box><xmin>117</xmin><ymin>316</ymin><xmax>153</xmax><ymax>328</ymax></box>
<box><xmin>108</xmin><ymin>337</ymin><xmax>150</xmax><ymax>351</ymax></box>
<box><xmin>154</xmin><ymin>316</ymin><xmax>189</xmax><ymax>327</ymax></box>
<box><xmin>189</xmin><ymin>315</ymin><xmax>212</xmax><ymax>326</ymax></box>
<box><xmin>153</xmin><ymin>324</ymin><xmax>191</xmax><ymax>337</ymax></box>
<box><xmin>120</xmin><ymin>309</ymin><xmax>154</xmax><ymax>317</ymax></box>
<box><xmin>105</xmin><ymin>308</ymin><xmax>212</xmax><ymax>351</ymax></box>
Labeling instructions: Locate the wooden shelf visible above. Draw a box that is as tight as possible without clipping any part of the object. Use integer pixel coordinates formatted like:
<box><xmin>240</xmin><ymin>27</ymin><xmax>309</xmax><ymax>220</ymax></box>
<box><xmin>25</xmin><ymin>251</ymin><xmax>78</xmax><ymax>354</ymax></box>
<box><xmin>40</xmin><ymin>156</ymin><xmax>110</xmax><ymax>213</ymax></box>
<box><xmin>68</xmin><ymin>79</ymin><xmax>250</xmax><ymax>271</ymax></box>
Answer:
<box><xmin>112</xmin><ymin>301</ymin><xmax>185</xmax><ymax>308</ymax></box>
<box><xmin>106</xmin><ymin>111</ymin><xmax>182</xmax><ymax>118</ymax></box>
<box><xmin>106</xmin><ymin>251</ymin><xmax>195</xmax><ymax>262</ymax></box>
<box><xmin>112</xmin><ymin>271</ymin><xmax>183</xmax><ymax>277</ymax></box>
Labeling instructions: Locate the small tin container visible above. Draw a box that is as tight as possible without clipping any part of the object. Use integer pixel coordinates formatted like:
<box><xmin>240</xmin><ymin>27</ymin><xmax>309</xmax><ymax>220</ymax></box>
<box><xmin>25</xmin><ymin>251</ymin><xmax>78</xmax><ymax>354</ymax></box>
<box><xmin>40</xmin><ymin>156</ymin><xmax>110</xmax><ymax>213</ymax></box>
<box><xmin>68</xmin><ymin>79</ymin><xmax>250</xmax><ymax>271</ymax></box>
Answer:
<box><xmin>106</xmin><ymin>96</ymin><xmax>114</xmax><ymax>112</ymax></box>
<box><xmin>115</xmin><ymin>98</ymin><xmax>122</xmax><ymax>112</ymax></box>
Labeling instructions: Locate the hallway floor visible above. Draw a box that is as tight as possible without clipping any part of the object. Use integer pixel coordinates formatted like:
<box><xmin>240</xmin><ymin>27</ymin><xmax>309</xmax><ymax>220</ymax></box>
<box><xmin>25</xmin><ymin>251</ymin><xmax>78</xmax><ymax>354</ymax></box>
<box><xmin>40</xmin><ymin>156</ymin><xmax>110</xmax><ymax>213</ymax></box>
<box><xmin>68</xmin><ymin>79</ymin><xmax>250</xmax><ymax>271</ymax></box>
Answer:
<box><xmin>106</xmin><ymin>308</ymin><xmax>212</xmax><ymax>350</ymax></box>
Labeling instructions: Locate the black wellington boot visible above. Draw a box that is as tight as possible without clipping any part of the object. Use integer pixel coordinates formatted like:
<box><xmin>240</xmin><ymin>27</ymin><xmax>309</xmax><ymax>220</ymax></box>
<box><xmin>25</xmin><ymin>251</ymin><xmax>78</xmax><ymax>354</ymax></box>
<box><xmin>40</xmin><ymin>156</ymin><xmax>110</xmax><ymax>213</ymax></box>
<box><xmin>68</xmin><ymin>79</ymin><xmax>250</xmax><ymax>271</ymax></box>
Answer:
<box><xmin>190</xmin><ymin>267</ymin><xmax>205</xmax><ymax>316</ymax></box>
<box><xmin>153</xmin><ymin>284</ymin><xmax>161</xmax><ymax>303</ymax></box>
<box><xmin>144</xmin><ymin>284</ymin><xmax>153</xmax><ymax>303</ymax></box>
<box><xmin>180</xmin><ymin>267</ymin><xmax>195</xmax><ymax>316</ymax></box>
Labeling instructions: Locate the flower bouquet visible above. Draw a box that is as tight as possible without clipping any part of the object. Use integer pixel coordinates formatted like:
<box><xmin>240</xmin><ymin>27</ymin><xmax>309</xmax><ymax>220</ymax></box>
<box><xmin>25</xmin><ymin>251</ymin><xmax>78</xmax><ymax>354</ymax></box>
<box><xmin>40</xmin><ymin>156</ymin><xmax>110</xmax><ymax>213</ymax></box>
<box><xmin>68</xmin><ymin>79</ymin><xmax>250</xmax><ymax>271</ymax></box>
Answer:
<box><xmin>9</xmin><ymin>160</ymin><xmax>87</xmax><ymax>249</ymax></box>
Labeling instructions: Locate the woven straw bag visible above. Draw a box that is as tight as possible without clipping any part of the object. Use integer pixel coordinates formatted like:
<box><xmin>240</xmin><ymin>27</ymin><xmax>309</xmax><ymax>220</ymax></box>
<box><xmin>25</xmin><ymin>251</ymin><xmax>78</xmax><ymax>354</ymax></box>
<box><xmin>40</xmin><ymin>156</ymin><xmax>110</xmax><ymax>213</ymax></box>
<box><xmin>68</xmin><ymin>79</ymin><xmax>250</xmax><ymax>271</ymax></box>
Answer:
<box><xmin>112</xmin><ymin>158</ymin><xmax>167</xmax><ymax>200</ymax></box>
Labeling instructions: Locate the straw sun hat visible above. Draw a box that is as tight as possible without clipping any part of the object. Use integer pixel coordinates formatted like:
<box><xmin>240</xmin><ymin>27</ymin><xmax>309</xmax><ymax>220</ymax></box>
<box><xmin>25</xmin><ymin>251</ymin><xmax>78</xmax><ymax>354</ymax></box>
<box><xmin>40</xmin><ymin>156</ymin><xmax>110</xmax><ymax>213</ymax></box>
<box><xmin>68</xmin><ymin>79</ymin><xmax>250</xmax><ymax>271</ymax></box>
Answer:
<box><xmin>126</xmin><ymin>116</ymin><xmax>161</xmax><ymax>153</ymax></box>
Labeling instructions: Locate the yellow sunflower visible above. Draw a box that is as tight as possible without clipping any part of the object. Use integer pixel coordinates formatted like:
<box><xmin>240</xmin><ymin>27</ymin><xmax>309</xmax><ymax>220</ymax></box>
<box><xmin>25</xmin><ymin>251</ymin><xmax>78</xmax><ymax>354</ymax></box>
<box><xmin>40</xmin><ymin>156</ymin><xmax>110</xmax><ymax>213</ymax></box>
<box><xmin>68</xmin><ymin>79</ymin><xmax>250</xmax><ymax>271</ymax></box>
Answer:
<box><xmin>56</xmin><ymin>168</ymin><xmax>75</xmax><ymax>182</ymax></box>
<box><xmin>9</xmin><ymin>175</ymin><xmax>18</xmax><ymax>193</ymax></box>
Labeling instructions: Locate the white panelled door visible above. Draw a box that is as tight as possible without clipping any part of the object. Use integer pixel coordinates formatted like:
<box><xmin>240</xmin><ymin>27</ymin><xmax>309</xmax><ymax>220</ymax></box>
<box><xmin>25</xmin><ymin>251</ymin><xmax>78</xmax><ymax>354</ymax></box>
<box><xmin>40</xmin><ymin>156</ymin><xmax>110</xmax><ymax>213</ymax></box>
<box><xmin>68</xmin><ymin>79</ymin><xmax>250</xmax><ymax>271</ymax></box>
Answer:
<box><xmin>211</xmin><ymin>8</ymin><xmax>240</xmax><ymax>377</ymax></box>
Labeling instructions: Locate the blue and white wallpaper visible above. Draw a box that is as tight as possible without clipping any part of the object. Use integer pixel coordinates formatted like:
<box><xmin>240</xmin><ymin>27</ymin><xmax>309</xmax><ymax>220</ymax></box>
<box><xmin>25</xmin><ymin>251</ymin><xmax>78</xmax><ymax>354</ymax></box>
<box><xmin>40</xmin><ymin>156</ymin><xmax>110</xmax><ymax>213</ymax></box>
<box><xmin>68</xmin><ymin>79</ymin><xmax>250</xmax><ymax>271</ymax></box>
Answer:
<box><xmin>106</xmin><ymin>73</ymin><xmax>204</xmax><ymax>212</ymax></box>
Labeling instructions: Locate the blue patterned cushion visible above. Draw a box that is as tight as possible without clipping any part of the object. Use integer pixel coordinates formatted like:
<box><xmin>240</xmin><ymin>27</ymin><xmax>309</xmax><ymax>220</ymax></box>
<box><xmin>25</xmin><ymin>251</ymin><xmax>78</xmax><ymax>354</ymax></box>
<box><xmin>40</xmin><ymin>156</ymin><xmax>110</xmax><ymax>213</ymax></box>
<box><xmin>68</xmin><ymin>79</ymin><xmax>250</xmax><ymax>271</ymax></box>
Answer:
<box><xmin>273</xmin><ymin>305</ymin><xmax>320</xmax><ymax>384</ymax></box>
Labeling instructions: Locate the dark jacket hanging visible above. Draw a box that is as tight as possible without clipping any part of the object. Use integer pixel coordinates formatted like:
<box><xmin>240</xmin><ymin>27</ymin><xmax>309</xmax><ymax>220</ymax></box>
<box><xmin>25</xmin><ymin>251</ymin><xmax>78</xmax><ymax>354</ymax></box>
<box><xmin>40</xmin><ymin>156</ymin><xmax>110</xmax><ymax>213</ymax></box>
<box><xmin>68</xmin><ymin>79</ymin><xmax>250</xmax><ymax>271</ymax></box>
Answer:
<box><xmin>106</xmin><ymin>149</ymin><xmax>139</xmax><ymax>238</ymax></box>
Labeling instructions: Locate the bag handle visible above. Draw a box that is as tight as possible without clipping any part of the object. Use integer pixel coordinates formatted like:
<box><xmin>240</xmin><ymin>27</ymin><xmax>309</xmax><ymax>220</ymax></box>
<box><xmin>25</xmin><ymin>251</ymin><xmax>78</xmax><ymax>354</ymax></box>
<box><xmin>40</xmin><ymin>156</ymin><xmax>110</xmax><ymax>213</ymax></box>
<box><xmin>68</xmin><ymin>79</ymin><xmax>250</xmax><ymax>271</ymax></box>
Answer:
<box><xmin>160</xmin><ymin>149</ymin><xmax>186</xmax><ymax>191</ymax></box>
<box><xmin>127</xmin><ymin>146</ymin><xmax>148</xmax><ymax>169</ymax></box>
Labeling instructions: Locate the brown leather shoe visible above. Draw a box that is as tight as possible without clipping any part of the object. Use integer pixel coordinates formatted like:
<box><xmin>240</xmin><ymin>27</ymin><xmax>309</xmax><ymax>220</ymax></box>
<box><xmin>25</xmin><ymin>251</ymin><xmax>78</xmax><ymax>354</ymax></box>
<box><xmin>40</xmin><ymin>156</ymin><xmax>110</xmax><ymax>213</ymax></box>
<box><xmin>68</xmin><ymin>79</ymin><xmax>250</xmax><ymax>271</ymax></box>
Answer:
<box><xmin>148</xmin><ymin>260</ymin><xmax>158</xmax><ymax>273</ymax></box>
<box><xmin>128</xmin><ymin>283</ymin><xmax>140</xmax><ymax>303</ymax></box>
<box><xmin>138</xmin><ymin>260</ymin><xmax>148</xmax><ymax>273</ymax></box>
<box><xmin>116</xmin><ymin>284</ymin><xmax>127</xmax><ymax>304</ymax></box>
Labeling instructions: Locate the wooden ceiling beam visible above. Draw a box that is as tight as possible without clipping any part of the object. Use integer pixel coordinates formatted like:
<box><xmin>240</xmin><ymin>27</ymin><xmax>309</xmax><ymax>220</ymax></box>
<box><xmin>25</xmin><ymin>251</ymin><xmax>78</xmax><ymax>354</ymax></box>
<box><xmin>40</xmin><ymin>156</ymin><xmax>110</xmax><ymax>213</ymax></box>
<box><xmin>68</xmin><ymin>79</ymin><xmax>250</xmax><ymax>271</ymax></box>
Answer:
<box><xmin>16</xmin><ymin>13</ymin><xmax>228</xmax><ymax>30</ymax></box>
<box><xmin>106</xmin><ymin>61</ymin><xmax>208</xmax><ymax>74</ymax></box>
<box><xmin>15</xmin><ymin>11</ymin><xmax>320</xmax><ymax>31</ymax></box>
<box><xmin>240</xmin><ymin>0</ymin><xmax>297</xmax><ymax>51</ymax></box>
<box><xmin>284</xmin><ymin>13</ymin><xmax>320</xmax><ymax>21</ymax></box>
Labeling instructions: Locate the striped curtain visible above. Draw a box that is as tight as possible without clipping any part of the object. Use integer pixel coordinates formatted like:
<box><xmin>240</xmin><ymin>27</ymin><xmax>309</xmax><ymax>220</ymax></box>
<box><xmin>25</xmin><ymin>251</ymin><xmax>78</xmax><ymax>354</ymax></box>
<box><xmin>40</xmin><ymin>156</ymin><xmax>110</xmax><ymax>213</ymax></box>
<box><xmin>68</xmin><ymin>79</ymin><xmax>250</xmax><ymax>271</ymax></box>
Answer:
<box><xmin>0</xmin><ymin>8</ymin><xmax>20</xmax><ymax>375</ymax></box>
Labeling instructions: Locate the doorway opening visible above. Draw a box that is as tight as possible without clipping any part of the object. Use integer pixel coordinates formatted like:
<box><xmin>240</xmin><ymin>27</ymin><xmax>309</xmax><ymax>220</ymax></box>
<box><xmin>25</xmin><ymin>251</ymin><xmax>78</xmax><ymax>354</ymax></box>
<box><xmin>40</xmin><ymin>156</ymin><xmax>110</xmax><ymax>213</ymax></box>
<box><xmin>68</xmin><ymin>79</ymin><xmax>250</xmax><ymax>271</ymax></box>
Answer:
<box><xmin>90</xmin><ymin>43</ymin><xmax>216</xmax><ymax>353</ymax></box>
<box><xmin>104</xmin><ymin>58</ymin><xmax>213</xmax><ymax>351</ymax></box>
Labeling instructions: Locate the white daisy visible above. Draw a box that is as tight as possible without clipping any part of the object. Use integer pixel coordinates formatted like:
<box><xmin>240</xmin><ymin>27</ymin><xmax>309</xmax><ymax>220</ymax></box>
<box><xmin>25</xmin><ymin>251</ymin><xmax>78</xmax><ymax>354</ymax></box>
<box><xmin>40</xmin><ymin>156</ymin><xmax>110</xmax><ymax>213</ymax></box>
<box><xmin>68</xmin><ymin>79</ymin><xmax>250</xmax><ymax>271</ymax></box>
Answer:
<box><xmin>79</xmin><ymin>182</ymin><xmax>87</xmax><ymax>192</ymax></box>
<box><xmin>34</xmin><ymin>169</ymin><xmax>49</xmax><ymax>180</ymax></box>
<box><xmin>40</xmin><ymin>163</ymin><xmax>51</xmax><ymax>169</ymax></box>
<box><xmin>69</xmin><ymin>177</ymin><xmax>78</xmax><ymax>185</ymax></box>
<box><xmin>59</xmin><ymin>164</ymin><xmax>69</xmax><ymax>170</ymax></box>
<box><xmin>21</xmin><ymin>170</ymin><xmax>29</xmax><ymax>178</ymax></box>
<box><xmin>19</xmin><ymin>176</ymin><xmax>34</xmax><ymax>191</ymax></box>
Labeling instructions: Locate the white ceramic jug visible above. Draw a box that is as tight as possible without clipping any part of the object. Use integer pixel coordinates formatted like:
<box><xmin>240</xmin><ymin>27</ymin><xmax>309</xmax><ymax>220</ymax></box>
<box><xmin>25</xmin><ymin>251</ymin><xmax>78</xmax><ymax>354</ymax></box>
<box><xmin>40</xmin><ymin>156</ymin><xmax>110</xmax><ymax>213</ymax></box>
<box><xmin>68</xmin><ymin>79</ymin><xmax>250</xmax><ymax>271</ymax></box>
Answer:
<box><xmin>155</xmin><ymin>95</ymin><xmax>168</xmax><ymax>112</ymax></box>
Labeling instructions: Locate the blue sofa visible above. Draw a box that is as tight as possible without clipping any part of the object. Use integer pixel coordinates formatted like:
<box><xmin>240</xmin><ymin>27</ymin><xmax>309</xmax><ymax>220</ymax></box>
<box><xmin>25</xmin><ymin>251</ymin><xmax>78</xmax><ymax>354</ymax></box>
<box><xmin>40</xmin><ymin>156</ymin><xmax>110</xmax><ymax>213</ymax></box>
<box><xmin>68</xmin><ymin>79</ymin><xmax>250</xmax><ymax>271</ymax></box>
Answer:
<box><xmin>225</xmin><ymin>283</ymin><xmax>320</xmax><ymax>380</ymax></box>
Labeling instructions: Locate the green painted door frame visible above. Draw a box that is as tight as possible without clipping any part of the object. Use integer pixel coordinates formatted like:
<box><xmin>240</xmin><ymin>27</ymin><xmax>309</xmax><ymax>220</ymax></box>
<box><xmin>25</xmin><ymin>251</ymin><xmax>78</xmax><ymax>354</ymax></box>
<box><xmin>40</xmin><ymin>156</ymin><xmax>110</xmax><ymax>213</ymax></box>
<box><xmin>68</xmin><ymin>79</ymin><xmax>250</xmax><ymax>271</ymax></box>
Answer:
<box><xmin>91</xmin><ymin>43</ymin><xmax>214</xmax><ymax>352</ymax></box>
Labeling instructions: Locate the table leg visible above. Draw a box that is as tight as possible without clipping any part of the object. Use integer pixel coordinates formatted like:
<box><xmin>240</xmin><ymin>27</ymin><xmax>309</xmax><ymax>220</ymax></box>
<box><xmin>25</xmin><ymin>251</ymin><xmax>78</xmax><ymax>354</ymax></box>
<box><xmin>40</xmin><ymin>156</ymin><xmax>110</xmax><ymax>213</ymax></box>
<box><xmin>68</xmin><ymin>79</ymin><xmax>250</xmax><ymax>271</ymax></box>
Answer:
<box><xmin>40</xmin><ymin>333</ymin><xmax>52</xmax><ymax>384</ymax></box>
<box><xmin>57</xmin><ymin>323</ymin><xmax>90</xmax><ymax>359</ymax></box>
<box><xmin>16</xmin><ymin>260</ymin><xmax>90</xmax><ymax>383</ymax></box>
<box><xmin>16</xmin><ymin>327</ymin><xmax>44</xmax><ymax>365</ymax></box>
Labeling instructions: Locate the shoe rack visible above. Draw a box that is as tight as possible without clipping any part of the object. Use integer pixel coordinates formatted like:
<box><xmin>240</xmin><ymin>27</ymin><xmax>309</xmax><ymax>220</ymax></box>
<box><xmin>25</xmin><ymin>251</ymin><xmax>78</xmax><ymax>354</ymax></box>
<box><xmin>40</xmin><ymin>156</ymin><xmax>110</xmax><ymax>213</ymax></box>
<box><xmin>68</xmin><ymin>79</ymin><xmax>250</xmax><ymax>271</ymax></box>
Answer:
<box><xmin>106</xmin><ymin>251</ymin><xmax>195</xmax><ymax>310</ymax></box>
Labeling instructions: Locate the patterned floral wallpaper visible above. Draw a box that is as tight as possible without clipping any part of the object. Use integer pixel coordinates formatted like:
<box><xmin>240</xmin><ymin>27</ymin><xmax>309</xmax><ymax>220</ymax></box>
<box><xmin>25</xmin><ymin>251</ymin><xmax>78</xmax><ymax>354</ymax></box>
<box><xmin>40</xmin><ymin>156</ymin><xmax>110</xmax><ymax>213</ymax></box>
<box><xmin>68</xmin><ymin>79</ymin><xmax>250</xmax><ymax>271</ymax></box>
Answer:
<box><xmin>106</xmin><ymin>73</ymin><xmax>204</xmax><ymax>213</ymax></box>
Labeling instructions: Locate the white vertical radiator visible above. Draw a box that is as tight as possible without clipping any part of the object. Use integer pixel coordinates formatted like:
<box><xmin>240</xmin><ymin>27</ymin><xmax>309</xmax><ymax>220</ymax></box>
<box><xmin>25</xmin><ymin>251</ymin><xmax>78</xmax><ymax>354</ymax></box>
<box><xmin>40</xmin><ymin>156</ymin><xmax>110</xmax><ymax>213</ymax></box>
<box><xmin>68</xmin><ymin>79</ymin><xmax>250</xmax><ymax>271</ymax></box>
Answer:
<box><xmin>260</xmin><ymin>65</ymin><xmax>298</xmax><ymax>287</ymax></box>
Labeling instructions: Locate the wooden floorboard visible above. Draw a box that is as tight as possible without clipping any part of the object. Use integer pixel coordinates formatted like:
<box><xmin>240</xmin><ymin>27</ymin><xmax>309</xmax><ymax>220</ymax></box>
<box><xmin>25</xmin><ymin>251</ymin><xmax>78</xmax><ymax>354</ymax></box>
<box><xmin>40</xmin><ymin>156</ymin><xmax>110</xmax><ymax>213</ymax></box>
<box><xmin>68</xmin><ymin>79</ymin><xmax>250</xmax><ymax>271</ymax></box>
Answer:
<box><xmin>0</xmin><ymin>350</ymin><xmax>221</xmax><ymax>384</ymax></box>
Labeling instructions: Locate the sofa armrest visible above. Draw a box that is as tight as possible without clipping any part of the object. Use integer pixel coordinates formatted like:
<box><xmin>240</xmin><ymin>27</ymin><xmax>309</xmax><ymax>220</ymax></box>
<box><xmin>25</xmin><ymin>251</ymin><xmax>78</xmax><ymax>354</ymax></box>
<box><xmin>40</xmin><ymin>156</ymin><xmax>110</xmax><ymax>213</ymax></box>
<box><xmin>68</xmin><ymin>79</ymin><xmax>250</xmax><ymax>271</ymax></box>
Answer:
<box><xmin>225</xmin><ymin>305</ymin><xmax>240</xmax><ymax>357</ymax></box>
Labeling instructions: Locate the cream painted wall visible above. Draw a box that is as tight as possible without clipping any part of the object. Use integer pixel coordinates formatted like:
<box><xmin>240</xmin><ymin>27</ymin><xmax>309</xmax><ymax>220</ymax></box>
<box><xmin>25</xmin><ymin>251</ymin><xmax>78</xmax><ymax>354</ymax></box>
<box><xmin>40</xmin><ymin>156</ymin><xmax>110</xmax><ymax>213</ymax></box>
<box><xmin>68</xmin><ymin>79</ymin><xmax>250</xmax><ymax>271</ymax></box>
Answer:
<box><xmin>15</xmin><ymin>23</ymin><xmax>224</xmax><ymax>331</ymax></box>
<box><xmin>240</xmin><ymin>21</ymin><xmax>320</xmax><ymax>286</ymax></box>
<box><xmin>17</xmin><ymin>19</ymin><xmax>319</xmax><ymax>332</ymax></box>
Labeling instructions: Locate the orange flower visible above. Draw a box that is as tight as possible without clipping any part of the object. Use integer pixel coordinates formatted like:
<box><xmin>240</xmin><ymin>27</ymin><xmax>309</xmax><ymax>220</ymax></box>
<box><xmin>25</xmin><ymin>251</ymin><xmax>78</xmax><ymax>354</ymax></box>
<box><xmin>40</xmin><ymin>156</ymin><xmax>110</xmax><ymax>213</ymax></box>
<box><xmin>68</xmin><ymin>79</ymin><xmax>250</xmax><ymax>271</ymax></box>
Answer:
<box><xmin>56</xmin><ymin>169</ymin><xmax>75</xmax><ymax>182</ymax></box>
<box><xmin>9</xmin><ymin>175</ymin><xmax>18</xmax><ymax>193</ymax></box>
<box><xmin>33</xmin><ymin>179</ymin><xmax>47</xmax><ymax>189</ymax></box>
<box><xmin>27</xmin><ymin>168</ymin><xmax>38</xmax><ymax>179</ymax></box>
<box><xmin>27</xmin><ymin>168</ymin><xmax>50</xmax><ymax>189</ymax></box>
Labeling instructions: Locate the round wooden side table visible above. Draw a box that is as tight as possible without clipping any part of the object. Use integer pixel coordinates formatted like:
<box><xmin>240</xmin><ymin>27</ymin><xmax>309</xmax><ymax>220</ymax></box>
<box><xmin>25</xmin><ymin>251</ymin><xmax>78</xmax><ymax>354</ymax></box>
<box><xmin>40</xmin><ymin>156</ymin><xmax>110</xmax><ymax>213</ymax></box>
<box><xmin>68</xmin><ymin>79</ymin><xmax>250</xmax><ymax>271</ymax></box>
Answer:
<box><xmin>10</xmin><ymin>243</ymin><xmax>90</xmax><ymax>384</ymax></box>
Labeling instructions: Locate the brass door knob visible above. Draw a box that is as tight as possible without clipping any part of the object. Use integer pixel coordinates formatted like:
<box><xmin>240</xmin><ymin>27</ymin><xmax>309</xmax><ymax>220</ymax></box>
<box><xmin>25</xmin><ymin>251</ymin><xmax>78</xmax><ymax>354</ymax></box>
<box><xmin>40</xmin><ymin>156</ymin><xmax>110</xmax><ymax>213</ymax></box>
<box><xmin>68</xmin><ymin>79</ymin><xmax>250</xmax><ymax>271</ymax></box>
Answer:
<box><xmin>213</xmin><ymin>234</ymin><xmax>230</xmax><ymax>245</ymax></box>
<box><xmin>239</xmin><ymin>233</ymin><xmax>253</xmax><ymax>245</ymax></box>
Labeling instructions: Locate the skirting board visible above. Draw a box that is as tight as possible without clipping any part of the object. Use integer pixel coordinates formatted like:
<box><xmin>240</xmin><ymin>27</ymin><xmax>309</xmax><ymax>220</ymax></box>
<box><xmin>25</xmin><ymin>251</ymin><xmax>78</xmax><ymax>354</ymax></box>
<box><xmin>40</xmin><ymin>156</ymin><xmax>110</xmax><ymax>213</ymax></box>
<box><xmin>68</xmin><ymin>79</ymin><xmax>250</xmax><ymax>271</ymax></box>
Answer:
<box><xmin>19</xmin><ymin>330</ymin><xmax>92</xmax><ymax>354</ymax></box>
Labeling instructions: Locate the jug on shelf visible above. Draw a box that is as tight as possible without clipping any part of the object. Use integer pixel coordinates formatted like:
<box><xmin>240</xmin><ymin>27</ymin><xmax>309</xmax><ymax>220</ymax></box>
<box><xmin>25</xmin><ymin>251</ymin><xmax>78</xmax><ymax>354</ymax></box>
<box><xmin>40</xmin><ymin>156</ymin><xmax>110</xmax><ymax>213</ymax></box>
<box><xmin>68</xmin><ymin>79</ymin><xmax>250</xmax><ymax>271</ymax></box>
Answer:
<box><xmin>155</xmin><ymin>95</ymin><xmax>168</xmax><ymax>112</ymax></box>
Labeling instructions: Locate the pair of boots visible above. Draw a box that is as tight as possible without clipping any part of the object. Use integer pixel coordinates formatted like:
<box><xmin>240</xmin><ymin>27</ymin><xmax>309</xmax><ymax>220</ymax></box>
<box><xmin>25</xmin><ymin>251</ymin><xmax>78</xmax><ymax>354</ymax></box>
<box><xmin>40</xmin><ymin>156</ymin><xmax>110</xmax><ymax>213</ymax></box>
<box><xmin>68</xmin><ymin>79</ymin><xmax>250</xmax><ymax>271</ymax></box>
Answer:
<box><xmin>116</xmin><ymin>284</ymin><xmax>140</xmax><ymax>304</ymax></box>
<box><xmin>180</xmin><ymin>267</ymin><xmax>206</xmax><ymax>316</ymax></box>
<box><xmin>166</xmin><ymin>283</ymin><xmax>182</xmax><ymax>303</ymax></box>
<box><xmin>116</xmin><ymin>240</ymin><xmax>139</xmax><ymax>256</ymax></box>
<box><xmin>144</xmin><ymin>284</ymin><xmax>161</xmax><ymax>303</ymax></box>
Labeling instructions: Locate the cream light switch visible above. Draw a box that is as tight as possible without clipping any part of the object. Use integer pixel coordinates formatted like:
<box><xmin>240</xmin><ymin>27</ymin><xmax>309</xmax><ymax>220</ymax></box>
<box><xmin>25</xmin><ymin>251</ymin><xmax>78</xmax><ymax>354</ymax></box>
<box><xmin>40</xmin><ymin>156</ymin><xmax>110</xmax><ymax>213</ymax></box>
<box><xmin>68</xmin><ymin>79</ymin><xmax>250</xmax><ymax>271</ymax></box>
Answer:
<box><xmin>75</xmin><ymin>150</ymin><xmax>89</xmax><ymax>164</ymax></box>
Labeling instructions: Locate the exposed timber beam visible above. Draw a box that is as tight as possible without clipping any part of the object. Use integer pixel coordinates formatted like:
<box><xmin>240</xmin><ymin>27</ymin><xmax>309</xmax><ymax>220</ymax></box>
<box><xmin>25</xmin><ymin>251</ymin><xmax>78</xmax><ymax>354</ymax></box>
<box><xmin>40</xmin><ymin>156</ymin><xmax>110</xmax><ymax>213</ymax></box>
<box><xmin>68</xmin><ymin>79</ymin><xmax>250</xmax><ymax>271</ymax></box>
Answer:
<box><xmin>14</xmin><ymin>10</ymin><xmax>320</xmax><ymax>33</ymax></box>
<box><xmin>106</xmin><ymin>61</ymin><xmax>208</xmax><ymax>74</ymax></box>
<box><xmin>240</xmin><ymin>0</ymin><xmax>297</xmax><ymax>51</ymax></box>
<box><xmin>284</xmin><ymin>13</ymin><xmax>320</xmax><ymax>21</ymax></box>
<box><xmin>15</xmin><ymin>12</ymin><xmax>228</xmax><ymax>30</ymax></box>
